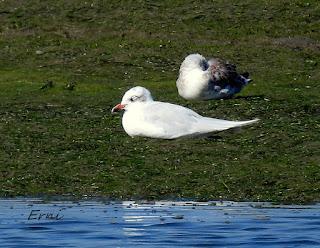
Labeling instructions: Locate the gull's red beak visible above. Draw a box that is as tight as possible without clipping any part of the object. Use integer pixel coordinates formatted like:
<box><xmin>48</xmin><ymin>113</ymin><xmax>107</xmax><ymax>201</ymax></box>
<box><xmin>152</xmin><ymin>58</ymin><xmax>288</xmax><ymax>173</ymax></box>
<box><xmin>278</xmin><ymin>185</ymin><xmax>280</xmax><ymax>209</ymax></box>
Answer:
<box><xmin>111</xmin><ymin>103</ymin><xmax>126</xmax><ymax>113</ymax></box>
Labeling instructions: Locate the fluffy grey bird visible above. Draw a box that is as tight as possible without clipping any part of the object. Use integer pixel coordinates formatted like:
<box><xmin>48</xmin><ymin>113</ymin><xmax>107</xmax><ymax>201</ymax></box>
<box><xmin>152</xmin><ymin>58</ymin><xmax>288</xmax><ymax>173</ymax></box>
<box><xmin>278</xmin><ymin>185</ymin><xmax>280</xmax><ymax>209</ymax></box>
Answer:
<box><xmin>112</xmin><ymin>86</ymin><xmax>258</xmax><ymax>139</ymax></box>
<box><xmin>176</xmin><ymin>53</ymin><xmax>251</xmax><ymax>100</ymax></box>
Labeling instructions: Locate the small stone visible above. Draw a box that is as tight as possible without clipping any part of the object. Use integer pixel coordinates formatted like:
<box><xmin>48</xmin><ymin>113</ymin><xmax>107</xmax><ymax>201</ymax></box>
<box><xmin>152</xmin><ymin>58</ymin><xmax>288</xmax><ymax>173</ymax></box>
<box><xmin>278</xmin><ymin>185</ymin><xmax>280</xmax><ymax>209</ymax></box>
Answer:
<box><xmin>35</xmin><ymin>50</ymin><xmax>44</xmax><ymax>55</ymax></box>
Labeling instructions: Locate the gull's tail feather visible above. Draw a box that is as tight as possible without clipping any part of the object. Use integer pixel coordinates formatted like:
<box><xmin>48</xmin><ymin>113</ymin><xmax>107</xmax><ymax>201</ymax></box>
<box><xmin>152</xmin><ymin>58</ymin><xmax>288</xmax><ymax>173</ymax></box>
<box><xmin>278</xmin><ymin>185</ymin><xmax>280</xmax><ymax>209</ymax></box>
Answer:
<box><xmin>233</xmin><ymin>118</ymin><xmax>259</xmax><ymax>127</ymax></box>
<box><xmin>197</xmin><ymin>118</ymin><xmax>259</xmax><ymax>133</ymax></box>
<box><xmin>240</xmin><ymin>72</ymin><xmax>252</xmax><ymax>85</ymax></box>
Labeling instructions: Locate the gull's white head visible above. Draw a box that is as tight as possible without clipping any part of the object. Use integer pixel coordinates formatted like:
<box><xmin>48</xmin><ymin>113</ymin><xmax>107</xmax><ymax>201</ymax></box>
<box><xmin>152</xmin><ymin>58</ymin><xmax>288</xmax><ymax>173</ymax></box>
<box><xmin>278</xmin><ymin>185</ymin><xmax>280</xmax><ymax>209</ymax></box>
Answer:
<box><xmin>180</xmin><ymin>53</ymin><xmax>208</xmax><ymax>71</ymax></box>
<box><xmin>111</xmin><ymin>86</ymin><xmax>153</xmax><ymax>112</ymax></box>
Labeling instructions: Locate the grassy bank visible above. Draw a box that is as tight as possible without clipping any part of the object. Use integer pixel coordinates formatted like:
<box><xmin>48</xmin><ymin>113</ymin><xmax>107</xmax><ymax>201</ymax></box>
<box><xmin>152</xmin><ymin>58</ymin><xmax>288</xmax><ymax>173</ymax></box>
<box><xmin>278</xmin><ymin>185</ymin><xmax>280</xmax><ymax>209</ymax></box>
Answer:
<box><xmin>0</xmin><ymin>0</ymin><xmax>319</xmax><ymax>203</ymax></box>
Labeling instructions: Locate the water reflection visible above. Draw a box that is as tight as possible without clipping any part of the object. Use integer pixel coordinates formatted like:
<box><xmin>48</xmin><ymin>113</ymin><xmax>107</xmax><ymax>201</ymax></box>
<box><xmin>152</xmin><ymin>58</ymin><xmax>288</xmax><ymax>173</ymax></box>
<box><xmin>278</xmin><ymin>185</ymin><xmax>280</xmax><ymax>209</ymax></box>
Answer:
<box><xmin>0</xmin><ymin>199</ymin><xmax>319</xmax><ymax>247</ymax></box>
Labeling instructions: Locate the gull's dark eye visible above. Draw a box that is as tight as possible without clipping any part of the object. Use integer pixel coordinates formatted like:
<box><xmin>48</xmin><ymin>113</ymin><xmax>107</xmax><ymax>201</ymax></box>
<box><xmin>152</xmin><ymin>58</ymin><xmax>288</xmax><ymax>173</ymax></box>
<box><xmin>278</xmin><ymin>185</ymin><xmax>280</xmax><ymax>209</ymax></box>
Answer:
<box><xmin>130</xmin><ymin>96</ymin><xmax>138</xmax><ymax>102</ymax></box>
<box><xmin>200</xmin><ymin>59</ymin><xmax>209</xmax><ymax>71</ymax></box>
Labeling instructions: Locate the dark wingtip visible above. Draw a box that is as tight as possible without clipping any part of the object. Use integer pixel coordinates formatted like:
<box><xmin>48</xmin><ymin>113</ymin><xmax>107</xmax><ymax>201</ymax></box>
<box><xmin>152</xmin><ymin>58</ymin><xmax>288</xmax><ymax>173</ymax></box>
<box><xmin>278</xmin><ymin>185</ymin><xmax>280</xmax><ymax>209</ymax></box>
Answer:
<box><xmin>241</xmin><ymin>72</ymin><xmax>250</xmax><ymax>78</ymax></box>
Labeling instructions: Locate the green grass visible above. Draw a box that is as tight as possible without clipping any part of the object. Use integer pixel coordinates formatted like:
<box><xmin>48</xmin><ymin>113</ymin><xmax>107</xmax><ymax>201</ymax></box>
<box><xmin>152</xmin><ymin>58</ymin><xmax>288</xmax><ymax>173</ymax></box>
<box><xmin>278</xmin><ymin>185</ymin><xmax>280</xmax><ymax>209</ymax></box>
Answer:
<box><xmin>0</xmin><ymin>0</ymin><xmax>319</xmax><ymax>203</ymax></box>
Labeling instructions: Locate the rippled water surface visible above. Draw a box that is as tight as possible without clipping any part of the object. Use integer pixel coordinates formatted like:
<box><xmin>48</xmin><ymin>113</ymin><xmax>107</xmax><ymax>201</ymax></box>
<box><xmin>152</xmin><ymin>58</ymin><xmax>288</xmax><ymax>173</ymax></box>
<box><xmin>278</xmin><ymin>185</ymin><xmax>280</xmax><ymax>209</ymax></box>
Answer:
<box><xmin>0</xmin><ymin>199</ymin><xmax>319</xmax><ymax>247</ymax></box>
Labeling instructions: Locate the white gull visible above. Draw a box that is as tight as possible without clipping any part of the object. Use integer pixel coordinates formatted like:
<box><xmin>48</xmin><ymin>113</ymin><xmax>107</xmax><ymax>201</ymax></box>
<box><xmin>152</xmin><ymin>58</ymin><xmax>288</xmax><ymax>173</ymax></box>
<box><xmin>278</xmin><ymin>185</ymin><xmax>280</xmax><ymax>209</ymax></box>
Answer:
<box><xmin>176</xmin><ymin>53</ymin><xmax>251</xmax><ymax>100</ymax></box>
<box><xmin>111</xmin><ymin>86</ymin><xmax>258</xmax><ymax>139</ymax></box>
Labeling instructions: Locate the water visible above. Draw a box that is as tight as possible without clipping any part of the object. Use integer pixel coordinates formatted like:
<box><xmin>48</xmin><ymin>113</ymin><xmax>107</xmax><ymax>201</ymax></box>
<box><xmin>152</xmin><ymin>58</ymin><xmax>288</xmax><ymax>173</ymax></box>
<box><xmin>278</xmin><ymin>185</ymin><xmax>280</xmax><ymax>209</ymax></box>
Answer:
<box><xmin>0</xmin><ymin>199</ymin><xmax>319</xmax><ymax>247</ymax></box>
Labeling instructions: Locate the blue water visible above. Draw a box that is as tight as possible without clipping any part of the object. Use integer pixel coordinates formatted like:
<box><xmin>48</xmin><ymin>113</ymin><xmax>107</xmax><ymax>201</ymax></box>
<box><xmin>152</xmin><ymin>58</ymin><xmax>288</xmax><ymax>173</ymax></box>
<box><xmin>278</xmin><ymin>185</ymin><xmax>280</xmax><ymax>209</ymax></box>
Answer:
<box><xmin>0</xmin><ymin>199</ymin><xmax>319</xmax><ymax>247</ymax></box>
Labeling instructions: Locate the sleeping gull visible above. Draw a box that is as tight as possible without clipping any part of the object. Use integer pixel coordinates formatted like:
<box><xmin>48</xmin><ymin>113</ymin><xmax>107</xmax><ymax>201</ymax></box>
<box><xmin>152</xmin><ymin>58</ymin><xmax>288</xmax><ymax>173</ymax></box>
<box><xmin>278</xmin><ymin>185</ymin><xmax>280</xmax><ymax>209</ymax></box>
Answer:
<box><xmin>176</xmin><ymin>53</ymin><xmax>251</xmax><ymax>100</ymax></box>
<box><xmin>111</xmin><ymin>86</ymin><xmax>258</xmax><ymax>139</ymax></box>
